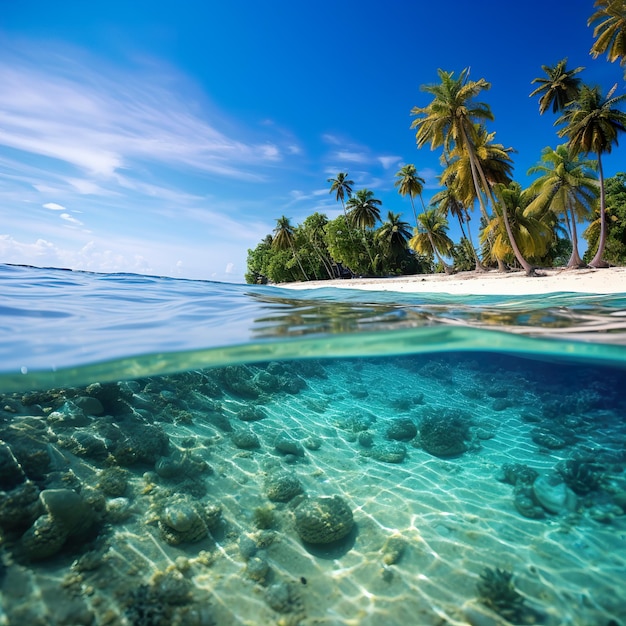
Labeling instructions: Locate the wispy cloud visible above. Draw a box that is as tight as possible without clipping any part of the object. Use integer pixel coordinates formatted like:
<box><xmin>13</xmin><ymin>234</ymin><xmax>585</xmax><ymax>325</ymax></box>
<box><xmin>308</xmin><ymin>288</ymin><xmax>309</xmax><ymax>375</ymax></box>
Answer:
<box><xmin>43</xmin><ymin>202</ymin><xmax>65</xmax><ymax>211</ymax></box>
<box><xmin>0</xmin><ymin>43</ymin><xmax>295</xmax><ymax>189</ymax></box>
<box><xmin>332</xmin><ymin>150</ymin><xmax>370</xmax><ymax>164</ymax></box>
<box><xmin>60</xmin><ymin>212</ymin><xmax>83</xmax><ymax>226</ymax></box>
<box><xmin>378</xmin><ymin>155</ymin><xmax>402</xmax><ymax>170</ymax></box>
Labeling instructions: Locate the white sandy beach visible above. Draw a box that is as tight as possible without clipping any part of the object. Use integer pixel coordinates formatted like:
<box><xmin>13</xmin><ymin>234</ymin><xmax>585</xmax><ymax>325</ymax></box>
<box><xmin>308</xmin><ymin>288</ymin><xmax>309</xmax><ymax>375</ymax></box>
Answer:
<box><xmin>279</xmin><ymin>266</ymin><xmax>626</xmax><ymax>296</ymax></box>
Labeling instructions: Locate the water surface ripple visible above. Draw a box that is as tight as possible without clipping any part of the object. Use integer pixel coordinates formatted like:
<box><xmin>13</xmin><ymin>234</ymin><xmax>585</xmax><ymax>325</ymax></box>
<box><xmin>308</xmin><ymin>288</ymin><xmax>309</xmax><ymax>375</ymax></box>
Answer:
<box><xmin>2</xmin><ymin>264</ymin><xmax>626</xmax><ymax>390</ymax></box>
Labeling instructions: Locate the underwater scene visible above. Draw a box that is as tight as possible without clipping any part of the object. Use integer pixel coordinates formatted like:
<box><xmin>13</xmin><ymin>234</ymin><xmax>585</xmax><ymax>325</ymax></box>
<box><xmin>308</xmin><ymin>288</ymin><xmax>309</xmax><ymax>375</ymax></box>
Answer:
<box><xmin>1</xmin><ymin>264</ymin><xmax>626</xmax><ymax>626</ymax></box>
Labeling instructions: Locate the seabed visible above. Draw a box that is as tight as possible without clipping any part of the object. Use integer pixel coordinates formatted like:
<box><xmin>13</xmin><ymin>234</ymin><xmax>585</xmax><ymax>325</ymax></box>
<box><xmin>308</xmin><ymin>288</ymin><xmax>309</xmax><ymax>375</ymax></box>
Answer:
<box><xmin>1</xmin><ymin>353</ymin><xmax>625</xmax><ymax>625</ymax></box>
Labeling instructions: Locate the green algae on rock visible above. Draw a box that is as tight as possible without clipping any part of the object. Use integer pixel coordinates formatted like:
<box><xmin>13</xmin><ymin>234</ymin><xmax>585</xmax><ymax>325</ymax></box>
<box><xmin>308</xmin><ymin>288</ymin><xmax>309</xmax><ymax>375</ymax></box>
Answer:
<box><xmin>293</xmin><ymin>495</ymin><xmax>354</xmax><ymax>545</ymax></box>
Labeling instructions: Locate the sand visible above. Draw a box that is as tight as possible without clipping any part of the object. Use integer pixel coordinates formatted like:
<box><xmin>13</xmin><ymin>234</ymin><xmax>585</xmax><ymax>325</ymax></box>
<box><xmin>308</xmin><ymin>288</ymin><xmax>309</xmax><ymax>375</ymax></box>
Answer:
<box><xmin>278</xmin><ymin>266</ymin><xmax>626</xmax><ymax>296</ymax></box>
<box><xmin>2</xmin><ymin>350</ymin><xmax>625</xmax><ymax>624</ymax></box>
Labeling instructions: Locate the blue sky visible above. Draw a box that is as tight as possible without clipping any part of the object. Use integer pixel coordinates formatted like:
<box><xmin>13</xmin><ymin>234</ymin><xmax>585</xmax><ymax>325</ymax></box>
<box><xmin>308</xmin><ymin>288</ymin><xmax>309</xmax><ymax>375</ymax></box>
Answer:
<box><xmin>1</xmin><ymin>1</ymin><xmax>624</xmax><ymax>282</ymax></box>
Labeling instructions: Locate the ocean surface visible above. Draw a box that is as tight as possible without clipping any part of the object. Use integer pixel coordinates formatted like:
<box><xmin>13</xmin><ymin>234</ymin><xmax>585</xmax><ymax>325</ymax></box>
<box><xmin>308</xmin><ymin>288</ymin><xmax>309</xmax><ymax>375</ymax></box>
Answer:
<box><xmin>1</xmin><ymin>263</ymin><xmax>626</xmax><ymax>626</ymax></box>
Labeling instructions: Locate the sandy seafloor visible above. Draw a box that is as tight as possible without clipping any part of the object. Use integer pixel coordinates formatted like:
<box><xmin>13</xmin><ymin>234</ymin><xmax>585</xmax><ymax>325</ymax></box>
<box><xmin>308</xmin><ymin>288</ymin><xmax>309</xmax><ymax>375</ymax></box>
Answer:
<box><xmin>1</xmin><ymin>351</ymin><xmax>625</xmax><ymax>626</ymax></box>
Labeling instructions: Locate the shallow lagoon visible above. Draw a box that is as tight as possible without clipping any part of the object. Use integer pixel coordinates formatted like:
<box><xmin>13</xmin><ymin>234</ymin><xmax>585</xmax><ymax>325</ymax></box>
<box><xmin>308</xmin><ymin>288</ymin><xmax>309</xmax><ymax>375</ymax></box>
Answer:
<box><xmin>1</xmin><ymin>264</ymin><xmax>625</xmax><ymax>625</ymax></box>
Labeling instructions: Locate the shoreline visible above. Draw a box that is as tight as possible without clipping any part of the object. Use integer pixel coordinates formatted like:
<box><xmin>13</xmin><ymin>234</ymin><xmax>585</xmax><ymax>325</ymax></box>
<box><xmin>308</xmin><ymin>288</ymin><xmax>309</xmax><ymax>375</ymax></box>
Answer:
<box><xmin>277</xmin><ymin>266</ymin><xmax>626</xmax><ymax>296</ymax></box>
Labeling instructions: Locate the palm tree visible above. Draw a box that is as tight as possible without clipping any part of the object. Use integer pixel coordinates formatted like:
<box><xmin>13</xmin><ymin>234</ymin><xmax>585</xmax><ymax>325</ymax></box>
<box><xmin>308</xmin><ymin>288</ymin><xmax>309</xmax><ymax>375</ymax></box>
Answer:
<box><xmin>346</xmin><ymin>189</ymin><xmax>382</xmax><ymax>272</ymax></box>
<box><xmin>526</xmin><ymin>145</ymin><xmax>599</xmax><ymax>268</ymax></box>
<box><xmin>530</xmin><ymin>58</ymin><xmax>584</xmax><ymax>115</ymax></box>
<box><xmin>302</xmin><ymin>212</ymin><xmax>335</xmax><ymax>279</ymax></box>
<box><xmin>411</xmin><ymin>68</ymin><xmax>494</xmax><ymax>224</ymax></box>
<box><xmin>480</xmin><ymin>182</ymin><xmax>551</xmax><ymax>267</ymax></box>
<box><xmin>582</xmin><ymin>201</ymin><xmax>619</xmax><ymax>261</ymax></box>
<box><xmin>394</xmin><ymin>164</ymin><xmax>426</xmax><ymax>226</ymax></box>
<box><xmin>431</xmin><ymin>181</ymin><xmax>484</xmax><ymax>271</ymax></box>
<box><xmin>376</xmin><ymin>211</ymin><xmax>413</xmax><ymax>265</ymax></box>
<box><xmin>465</xmin><ymin>128</ymin><xmax>538</xmax><ymax>275</ymax></box>
<box><xmin>328</xmin><ymin>172</ymin><xmax>354</xmax><ymax>218</ymax></box>
<box><xmin>272</xmin><ymin>216</ymin><xmax>309</xmax><ymax>280</ymax></box>
<box><xmin>442</xmin><ymin>125</ymin><xmax>528</xmax><ymax>272</ymax></box>
<box><xmin>409</xmin><ymin>209</ymin><xmax>454</xmax><ymax>273</ymax></box>
<box><xmin>589</xmin><ymin>0</ymin><xmax>626</xmax><ymax>72</ymax></box>
<box><xmin>346</xmin><ymin>189</ymin><xmax>382</xmax><ymax>230</ymax></box>
<box><xmin>557</xmin><ymin>83</ymin><xmax>626</xmax><ymax>267</ymax></box>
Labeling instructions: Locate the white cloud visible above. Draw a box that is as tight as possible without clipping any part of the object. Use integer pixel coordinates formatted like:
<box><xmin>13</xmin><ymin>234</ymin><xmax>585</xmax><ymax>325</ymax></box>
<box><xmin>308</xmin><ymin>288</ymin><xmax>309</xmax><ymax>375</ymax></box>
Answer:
<box><xmin>67</xmin><ymin>178</ymin><xmax>110</xmax><ymax>195</ymax></box>
<box><xmin>378</xmin><ymin>155</ymin><xmax>402</xmax><ymax>170</ymax></box>
<box><xmin>0</xmin><ymin>43</ymin><xmax>296</xmax><ymax>188</ymax></box>
<box><xmin>0</xmin><ymin>233</ymin><xmax>248</xmax><ymax>282</ymax></box>
<box><xmin>43</xmin><ymin>202</ymin><xmax>65</xmax><ymax>211</ymax></box>
<box><xmin>322</xmin><ymin>133</ymin><xmax>341</xmax><ymax>145</ymax></box>
<box><xmin>60</xmin><ymin>213</ymin><xmax>83</xmax><ymax>226</ymax></box>
<box><xmin>259</xmin><ymin>143</ymin><xmax>281</xmax><ymax>160</ymax></box>
<box><xmin>333</xmin><ymin>150</ymin><xmax>369</xmax><ymax>164</ymax></box>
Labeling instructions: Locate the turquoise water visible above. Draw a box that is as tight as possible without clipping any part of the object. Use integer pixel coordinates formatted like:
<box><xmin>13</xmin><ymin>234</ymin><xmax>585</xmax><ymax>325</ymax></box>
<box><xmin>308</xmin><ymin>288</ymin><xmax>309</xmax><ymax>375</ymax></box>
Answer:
<box><xmin>1</xmin><ymin>263</ymin><xmax>626</xmax><ymax>625</ymax></box>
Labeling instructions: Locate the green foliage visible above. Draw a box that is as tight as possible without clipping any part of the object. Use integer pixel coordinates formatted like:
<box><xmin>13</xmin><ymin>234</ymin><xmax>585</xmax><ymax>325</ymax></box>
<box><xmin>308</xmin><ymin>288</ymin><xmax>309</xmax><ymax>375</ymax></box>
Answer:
<box><xmin>245</xmin><ymin>237</ymin><xmax>273</xmax><ymax>284</ymax></box>
<box><xmin>297</xmin><ymin>213</ymin><xmax>335</xmax><ymax>280</ymax></box>
<box><xmin>529</xmin><ymin>58</ymin><xmax>584</xmax><ymax>115</ymax></box>
<box><xmin>542</xmin><ymin>236</ymin><xmax>573</xmax><ymax>267</ymax></box>
<box><xmin>450</xmin><ymin>237</ymin><xmax>475</xmax><ymax>271</ymax></box>
<box><xmin>324</xmin><ymin>215</ymin><xmax>372</xmax><ymax>275</ymax></box>
<box><xmin>589</xmin><ymin>2</ymin><xmax>626</xmax><ymax>71</ymax></box>
<box><xmin>346</xmin><ymin>188</ymin><xmax>382</xmax><ymax>230</ymax></box>
<box><xmin>583</xmin><ymin>172</ymin><xmax>626</xmax><ymax>264</ymax></box>
<box><xmin>245</xmin><ymin>239</ymin><xmax>300</xmax><ymax>284</ymax></box>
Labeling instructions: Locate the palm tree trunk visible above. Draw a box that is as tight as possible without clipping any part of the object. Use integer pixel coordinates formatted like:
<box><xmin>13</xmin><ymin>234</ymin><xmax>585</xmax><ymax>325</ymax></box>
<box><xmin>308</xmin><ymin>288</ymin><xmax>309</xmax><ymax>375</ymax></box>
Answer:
<box><xmin>410</xmin><ymin>196</ymin><xmax>419</xmax><ymax>227</ymax></box>
<box><xmin>427</xmin><ymin>233</ymin><xmax>453</xmax><ymax>274</ymax></box>
<box><xmin>500</xmin><ymin>205</ymin><xmax>536</xmax><ymax>276</ymax></box>
<box><xmin>311</xmin><ymin>239</ymin><xmax>335</xmax><ymax>279</ymax></box>
<box><xmin>361</xmin><ymin>231</ymin><xmax>375</xmax><ymax>273</ymax></box>
<box><xmin>566</xmin><ymin>206</ymin><xmax>585</xmax><ymax>268</ymax></box>
<box><xmin>341</xmin><ymin>199</ymin><xmax>357</xmax><ymax>246</ymax></box>
<box><xmin>562</xmin><ymin>208</ymin><xmax>573</xmax><ymax>242</ymax></box>
<box><xmin>290</xmin><ymin>243</ymin><xmax>309</xmax><ymax>281</ymax></box>
<box><xmin>480</xmin><ymin>166</ymin><xmax>535</xmax><ymax>276</ymax></box>
<box><xmin>459</xmin><ymin>126</ymin><xmax>494</xmax><ymax>272</ymax></box>
<box><xmin>590</xmin><ymin>153</ymin><xmax>610</xmax><ymax>268</ymax></box>
<box><xmin>460</xmin><ymin>126</ymin><xmax>491</xmax><ymax>223</ymax></box>
<box><xmin>460</xmin><ymin>211</ymin><xmax>487</xmax><ymax>272</ymax></box>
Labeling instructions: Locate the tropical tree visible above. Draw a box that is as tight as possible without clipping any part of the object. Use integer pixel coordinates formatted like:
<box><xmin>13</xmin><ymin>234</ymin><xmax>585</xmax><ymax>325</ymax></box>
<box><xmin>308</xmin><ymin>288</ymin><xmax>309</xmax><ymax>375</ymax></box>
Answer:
<box><xmin>324</xmin><ymin>215</ymin><xmax>371</xmax><ymax>275</ymax></box>
<box><xmin>245</xmin><ymin>235</ymin><xmax>273</xmax><ymax>284</ymax></box>
<box><xmin>411</xmin><ymin>68</ymin><xmax>494</xmax><ymax>224</ymax></box>
<box><xmin>394</xmin><ymin>164</ymin><xmax>426</xmax><ymax>225</ymax></box>
<box><xmin>346</xmin><ymin>189</ymin><xmax>382</xmax><ymax>272</ymax></box>
<box><xmin>298</xmin><ymin>213</ymin><xmax>335</xmax><ymax>280</ymax></box>
<box><xmin>431</xmin><ymin>181</ymin><xmax>484</xmax><ymax>271</ymax></box>
<box><xmin>346</xmin><ymin>188</ymin><xmax>382</xmax><ymax>229</ymax></box>
<box><xmin>526</xmin><ymin>145</ymin><xmax>598</xmax><ymax>267</ymax></box>
<box><xmin>557</xmin><ymin>83</ymin><xmax>626</xmax><ymax>267</ymax></box>
<box><xmin>376</xmin><ymin>211</ymin><xmax>413</xmax><ymax>267</ymax></box>
<box><xmin>409</xmin><ymin>209</ymin><xmax>454</xmax><ymax>273</ymax></box>
<box><xmin>450</xmin><ymin>238</ymin><xmax>477</xmax><ymax>271</ymax></box>
<box><xmin>530</xmin><ymin>58</ymin><xmax>584</xmax><ymax>115</ymax></box>
<box><xmin>442</xmin><ymin>125</ymin><xmax>526</xmax><ymax>272</ymax></box>
<box><xmin>583</xmin><ymin>171</ymin><xmax>626</xmax><ymax>264</ymax></box>
<box><xmin>272</xmin><ymin>216</ymin><xmax>309</xmax><ymax>280</ymax></box>
<box><xmin>480</xmin><ymin>182</ymin><xmax>552</xmax><ymax>267</ymax></box>
<box><xmin>327</xmin><ymin>172</ymin><xmax>354</xmax><ymax>220</ymax></box>
<box><xmin>589</xmin><ymin>0</ymin><xmax>626</xmax><ymax>73</ymax></box>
